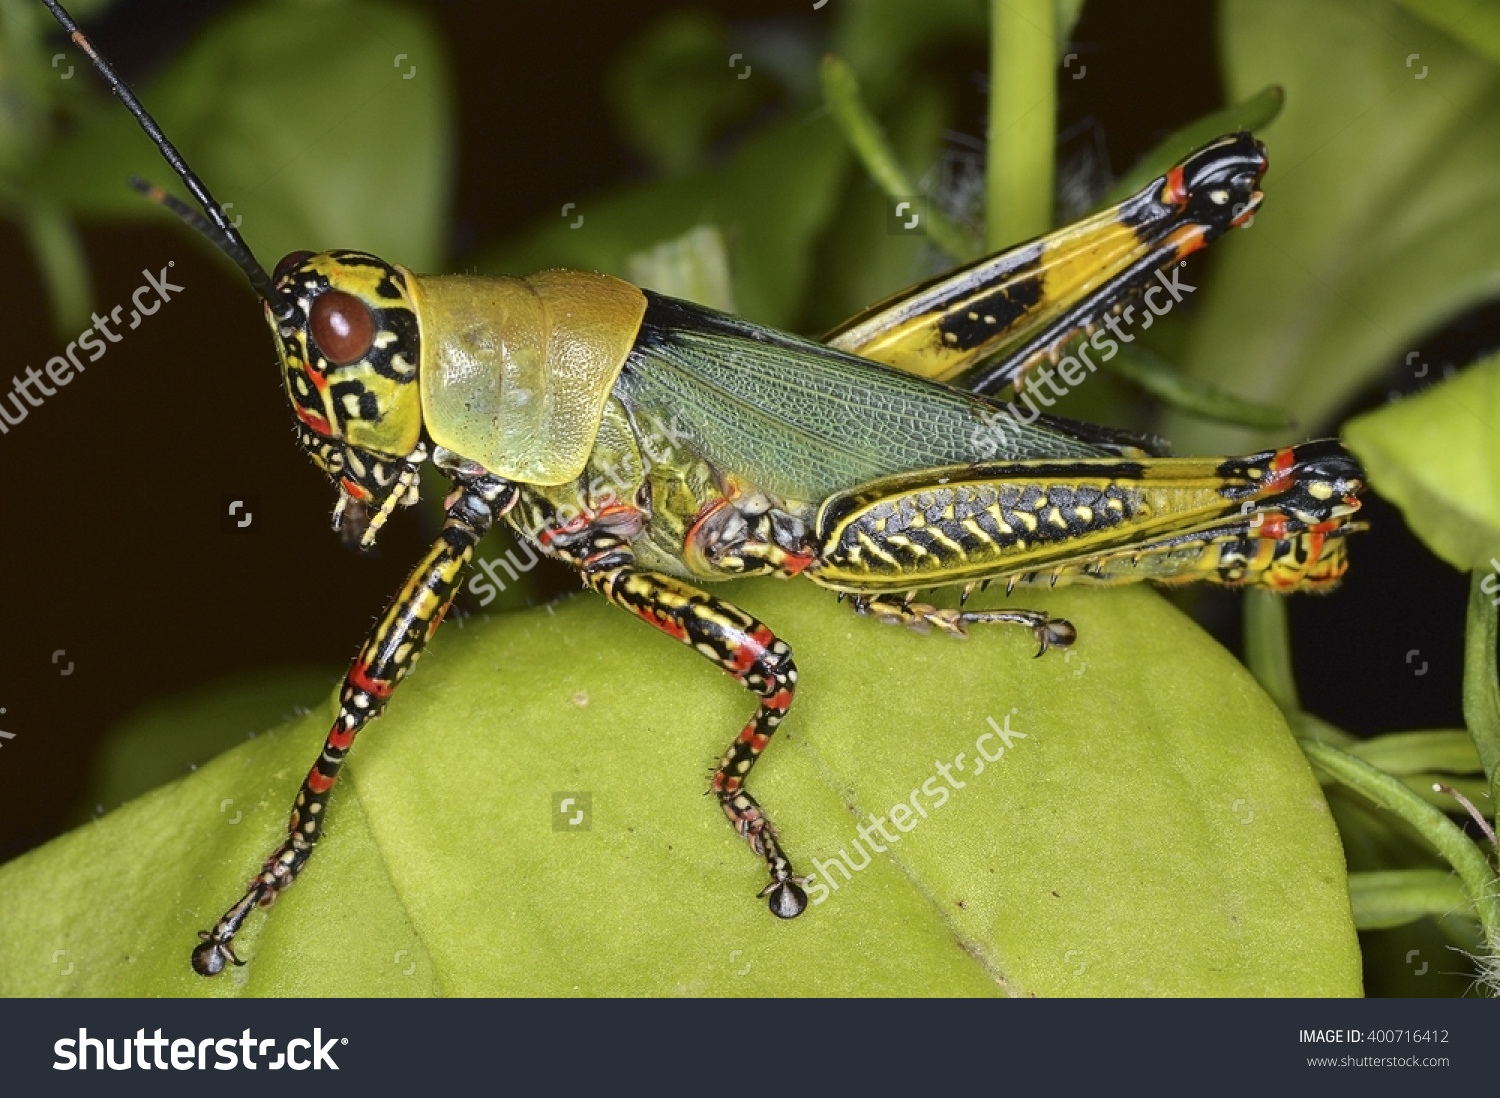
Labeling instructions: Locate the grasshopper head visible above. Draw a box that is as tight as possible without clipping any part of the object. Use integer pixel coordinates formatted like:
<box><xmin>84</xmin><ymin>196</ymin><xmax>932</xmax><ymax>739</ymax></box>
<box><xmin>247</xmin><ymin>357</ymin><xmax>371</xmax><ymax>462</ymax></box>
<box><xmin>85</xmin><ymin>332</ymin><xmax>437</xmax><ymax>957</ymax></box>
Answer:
<box><xmin>268</xmin><ymin>250</ymin><xmax>428</xmax><ymax>547</ymax></box>
<box><xmin>39</xmin><ymin>3</ymin><xmax>428</xmax><ymax>549</ymax></box>
<box><xmin>1161</xmin><ymin>132</ymin><xmax>1268</xmax><ymax>237</ymax></box>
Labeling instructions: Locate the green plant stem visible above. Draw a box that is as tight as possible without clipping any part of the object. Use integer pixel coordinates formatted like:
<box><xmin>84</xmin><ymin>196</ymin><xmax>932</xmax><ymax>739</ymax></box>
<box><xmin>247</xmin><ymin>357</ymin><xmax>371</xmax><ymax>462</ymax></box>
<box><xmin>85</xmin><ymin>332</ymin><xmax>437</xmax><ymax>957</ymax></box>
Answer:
<box><xmin>819</xmin><ymin>55</ymin><xmax>977</xmax><ymax>262</ymax></box>
<box><xmin>1244</xmin><ymin>589</ymin><xmax>1300</xmax><ymax>713</ymax></box>
<box><xmin>1292</xmin><ymin>711</ymin><xmax>1356</xmax><ymax>748</ymax></box>
<box><xmin>1300</xmin><ymin>739</ymin><xmax>1500</xmax><ymax>948</ymax></box>
<box><xmin>1347</xmin><ymin>730</ymin><xmax>1482</xmax><ymax>775</ymax></box>
<box><xmin>986</xmin><ymin>0</ymin><xmax>1055</xmax><ymax>248</ymax></box>
<box><xmin>1464</xmin><ymin>568</ymin><xmax>1500</xmax><ymax>808</ymax></box>
<box><xmin>1347</xmin><ymin>869</ymin><xmax>1476</xmax><ymax>930</ymax></box>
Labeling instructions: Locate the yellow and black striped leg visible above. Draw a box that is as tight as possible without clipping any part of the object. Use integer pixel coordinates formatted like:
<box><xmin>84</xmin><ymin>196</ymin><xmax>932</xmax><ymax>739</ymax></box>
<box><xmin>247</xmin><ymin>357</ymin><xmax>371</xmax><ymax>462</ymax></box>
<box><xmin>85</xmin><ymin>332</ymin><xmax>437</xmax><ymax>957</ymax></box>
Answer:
<box><xmin>847</xmin><ymin>593</ymin><xmax>1076</xmax><ymax>656</ymax></box>
<box><xmin>192</xmin><ymin>477</ymin><xmax>516</xmax><ymax>975</ymax></box>
<box><xmin>571</xmin><ymin>539</ymin><xmax>807</xmax><ymax>918</ymax></box>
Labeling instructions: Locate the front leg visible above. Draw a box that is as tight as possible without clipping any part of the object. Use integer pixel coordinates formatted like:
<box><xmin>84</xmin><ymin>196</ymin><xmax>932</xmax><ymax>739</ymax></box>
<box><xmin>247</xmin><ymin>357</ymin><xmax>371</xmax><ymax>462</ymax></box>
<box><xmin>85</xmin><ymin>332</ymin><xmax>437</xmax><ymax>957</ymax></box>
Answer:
<box><xmin>554</xmin><ymin>530</ymin><xmax>808</xmax><ymax>918</ymax></box>
<box><xmin>192</xmin><ymin>476</ymin><xmax>516</xmax><ymax>975</ymax></box>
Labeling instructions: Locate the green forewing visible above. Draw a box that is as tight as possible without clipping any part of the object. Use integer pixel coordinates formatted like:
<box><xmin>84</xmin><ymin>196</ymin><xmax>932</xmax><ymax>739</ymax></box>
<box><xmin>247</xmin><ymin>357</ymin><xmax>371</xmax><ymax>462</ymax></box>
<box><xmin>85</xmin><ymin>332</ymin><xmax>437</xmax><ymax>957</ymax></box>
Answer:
<box><xmin>614</xmin><ymin>295</ymin><xmax>1110</xmax><ymax>502</ymax></box>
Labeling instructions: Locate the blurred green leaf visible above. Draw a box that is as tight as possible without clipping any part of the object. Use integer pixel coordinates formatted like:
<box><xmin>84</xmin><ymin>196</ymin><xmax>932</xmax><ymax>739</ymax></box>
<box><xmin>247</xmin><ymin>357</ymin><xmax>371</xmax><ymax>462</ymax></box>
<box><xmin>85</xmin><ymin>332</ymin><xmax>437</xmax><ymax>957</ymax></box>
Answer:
<box><xmin>1167</xmin><ymin>0</ymin><xmax>1500</xmax><ymax>455</ymax></box>
<box><xmin>1105</xmin><ymin>343</ymin><xmax>1295</xmax><ymax>429</ymax></box>
<box><xmin>472</xmin><ymin>112</ymin><xmax>850</xmax><ymax>329</ymax></box>
<box><xmin>33</xmin><ymin>0</ymin><xmax>454</xmax><ymax>273</ymax></box>
<box><xmin>0</xmin><ymin>584</ymin><xmax>1359</xmax><ymax>995</ymax></box>
<box><xmin>1343</xmin><ymin>353</ymin><xmax>1500</xmax><ymax>570</ymax></box>
<box><xmin>78</xmin><ymin>667</ymin><xmax>339</xmax><ymax>821</ymax></box>
<box><xmin>606</xmin><ymin>12</ymin><xmax>768</xmax><ymax>177</ymax></box>
<box><xmin>802</xmin><ymin>78</ymin><xmax>953</xmax><ymax>334</ymax></box>
<box><xmin>1396</xmin><ymin>0</ymin><xmax>1500</xmax><ymax>67</ymax></box>
<box><xmin>625</xmin><ymin>223</ymin><xmax>737</xmax><ymax>312</ymax></box>
<box><xmin>829</xmin><ymin>0</ymin><xmax>988</xmax><ymax>105</ymax></box>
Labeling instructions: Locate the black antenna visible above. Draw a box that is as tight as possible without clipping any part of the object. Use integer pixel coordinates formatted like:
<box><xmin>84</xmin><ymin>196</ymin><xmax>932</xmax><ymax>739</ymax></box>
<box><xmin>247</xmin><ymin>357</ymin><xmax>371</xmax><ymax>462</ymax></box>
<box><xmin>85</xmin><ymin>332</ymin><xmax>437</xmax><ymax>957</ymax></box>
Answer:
<box><xmin>41</xmin><ymin>0</ymin><xmax>294</xmax><ymax>319</ymax></box>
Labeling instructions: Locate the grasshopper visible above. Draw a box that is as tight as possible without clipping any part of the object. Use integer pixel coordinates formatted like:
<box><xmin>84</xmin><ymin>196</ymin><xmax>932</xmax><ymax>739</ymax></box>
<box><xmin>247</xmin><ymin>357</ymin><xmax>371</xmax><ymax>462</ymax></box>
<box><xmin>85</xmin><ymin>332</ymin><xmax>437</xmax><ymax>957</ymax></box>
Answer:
<box><xmin>43</xmin><ymin>1</ymin><xmax>1366</xmax><ymax>976</ymax></box>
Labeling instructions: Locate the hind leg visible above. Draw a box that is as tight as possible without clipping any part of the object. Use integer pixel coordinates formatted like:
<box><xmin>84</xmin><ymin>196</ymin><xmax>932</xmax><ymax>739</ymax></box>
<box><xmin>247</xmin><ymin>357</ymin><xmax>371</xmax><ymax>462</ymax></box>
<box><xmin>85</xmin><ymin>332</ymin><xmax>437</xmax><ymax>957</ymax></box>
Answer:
<box><xmin>846</xmin><ymin>593</ymin><xmax>1075</xmax><ymax>656</ymax></box>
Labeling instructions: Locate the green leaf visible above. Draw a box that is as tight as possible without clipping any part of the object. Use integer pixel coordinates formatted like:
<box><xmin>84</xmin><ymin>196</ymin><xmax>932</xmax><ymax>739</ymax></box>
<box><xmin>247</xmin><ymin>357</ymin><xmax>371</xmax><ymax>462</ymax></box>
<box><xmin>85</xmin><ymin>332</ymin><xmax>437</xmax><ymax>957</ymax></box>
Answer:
<box><xmin>1105</xmin><ymin>344</ymin><xmax>1295</xmax><ymax>430</ymax></box>
<box><xmin>605</xmin><ymin>12</ymin><xmax>767</xmax><ymax>177</ymax></box>
<box><xmin>472</xmin><ymin>112</ymin><xmax>850</xmax><ymax>330</ymax></box>
<box><xmin>829</xmin><ymin>0</ymin><xmax>988</xmax><ymax>106</ymax></box>
<box><xmin>0</xmin><ymin>584</ymin><xmax>1360</xmax><ymax>996</ymax></box>
<box><xmin>78</xmin><ymin>667</ymin><xmax>339</xmax><ymax>821</ymax></box>
<box><xmin>1342</xmin><ymin>353</ymin><xmax>1500</xmax><ymax>571</ymax></box>
<box><xmin>625</xmin><ymin>224</ymin><xmax>737</xmax><ymax>313</ymax></box>
<box><xmin>1395</xmin><ymin>0</ymin><xmax>1500</xmax><ymax>67</ymax></box>
<box><xmin>1166</xmin><ymin>0</ymin><xmax>1500</xmax><ymax>455</ymax></box>
<box><xmin>34</xmin><ymin>0</ymin><xmax>454</xmax><ymax>272</ymax></box>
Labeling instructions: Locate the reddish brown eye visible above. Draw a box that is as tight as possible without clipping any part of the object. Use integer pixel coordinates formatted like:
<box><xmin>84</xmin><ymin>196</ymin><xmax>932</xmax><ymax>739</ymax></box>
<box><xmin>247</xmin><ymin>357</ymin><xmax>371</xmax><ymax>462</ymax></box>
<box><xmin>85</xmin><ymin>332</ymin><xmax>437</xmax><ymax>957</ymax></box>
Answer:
<box><xmin>273</xmin><ymin>250</ymin><xmax>315</xmax><ymax>282</ymax></box>
<box><xmin>309</xmin><ymin>291</ymin><xmax>375</xmax><ymax>365</ymax></box>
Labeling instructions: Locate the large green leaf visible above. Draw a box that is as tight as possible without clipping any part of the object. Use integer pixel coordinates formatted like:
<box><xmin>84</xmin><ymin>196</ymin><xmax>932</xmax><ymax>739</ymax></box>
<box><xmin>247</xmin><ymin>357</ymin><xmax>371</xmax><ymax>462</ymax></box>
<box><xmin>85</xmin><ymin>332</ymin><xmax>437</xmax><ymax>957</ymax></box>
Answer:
<box><xmin>0</xmin><ymin>584</ymin><xmax>1360</xmax><ymax>996</ymax></box>
<box><xmin>1167</xmin><ymin>0</ymin><xmax>1500</xmax><ymax>455</ymax></box>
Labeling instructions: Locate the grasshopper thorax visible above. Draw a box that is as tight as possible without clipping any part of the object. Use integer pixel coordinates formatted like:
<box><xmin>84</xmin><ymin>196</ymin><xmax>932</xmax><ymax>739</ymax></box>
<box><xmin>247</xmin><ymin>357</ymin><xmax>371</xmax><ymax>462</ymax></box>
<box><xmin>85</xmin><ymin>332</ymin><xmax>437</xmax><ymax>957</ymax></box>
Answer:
<box><xmin>269</xmin><ymin>250</ymin><xmax>427</xmax><ymax>546</ymax></box>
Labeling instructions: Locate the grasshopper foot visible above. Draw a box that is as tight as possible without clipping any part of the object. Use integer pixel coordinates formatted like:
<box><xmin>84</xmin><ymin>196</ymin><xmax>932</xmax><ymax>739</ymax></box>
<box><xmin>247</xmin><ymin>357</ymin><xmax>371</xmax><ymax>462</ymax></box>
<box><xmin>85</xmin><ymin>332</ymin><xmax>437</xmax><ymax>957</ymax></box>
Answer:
<box><xmin>761</xmin><ymin>877</ymin><xmax>809</xmax><ymax>919</ymax></box>
<box><xmin>1034</xmin><ymin>617</ymin><xmax>1076</xmax><ymax>656</ymax></box>
<box><xmin>192</xmin><ymin>932</ymin><xmax>244</xmax><ymax>976</ymax></box>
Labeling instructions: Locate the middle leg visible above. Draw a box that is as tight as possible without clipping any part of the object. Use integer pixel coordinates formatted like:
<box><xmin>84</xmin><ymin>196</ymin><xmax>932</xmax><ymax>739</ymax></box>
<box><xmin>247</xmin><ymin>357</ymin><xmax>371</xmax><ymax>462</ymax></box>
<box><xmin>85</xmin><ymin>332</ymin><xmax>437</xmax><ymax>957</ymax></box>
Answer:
<box><xmin>566</xmin><ymin>535</ymin><xmax>808</xmax><ymax>917</ymax></box>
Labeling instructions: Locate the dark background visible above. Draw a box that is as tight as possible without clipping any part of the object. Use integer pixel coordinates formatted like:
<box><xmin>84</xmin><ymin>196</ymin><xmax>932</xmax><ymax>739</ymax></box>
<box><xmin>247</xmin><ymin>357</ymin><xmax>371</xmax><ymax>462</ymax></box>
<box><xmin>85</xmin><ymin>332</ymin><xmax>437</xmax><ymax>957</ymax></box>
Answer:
<box><xmin>0</xmin><ymin>0</ymin><xmax>1477</xmax><ymax>871</ymax></box>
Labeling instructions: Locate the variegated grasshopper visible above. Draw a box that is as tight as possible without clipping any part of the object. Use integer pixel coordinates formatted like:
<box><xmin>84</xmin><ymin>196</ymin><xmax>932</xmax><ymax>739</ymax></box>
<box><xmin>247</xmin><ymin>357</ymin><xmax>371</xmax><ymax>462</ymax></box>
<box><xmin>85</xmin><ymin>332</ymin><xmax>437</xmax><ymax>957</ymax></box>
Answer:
<box><xmin>42</xmin><ymin>0</ymin><xmax>1364</xmax><ymax>976</ymax></box>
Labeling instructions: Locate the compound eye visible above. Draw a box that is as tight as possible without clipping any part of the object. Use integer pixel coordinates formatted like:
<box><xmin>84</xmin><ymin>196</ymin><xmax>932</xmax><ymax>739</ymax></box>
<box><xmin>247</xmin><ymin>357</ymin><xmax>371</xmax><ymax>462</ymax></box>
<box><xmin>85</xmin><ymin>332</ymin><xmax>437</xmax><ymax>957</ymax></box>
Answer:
<box><xmin>310</xmin><ymin>291</ymin><xmax>376</xmax><ymax>365</ymax></box>
<box><xmin>274</xmin><ymin>250</ymin><xmax>315</xmax><ymax>283</ymax></box>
